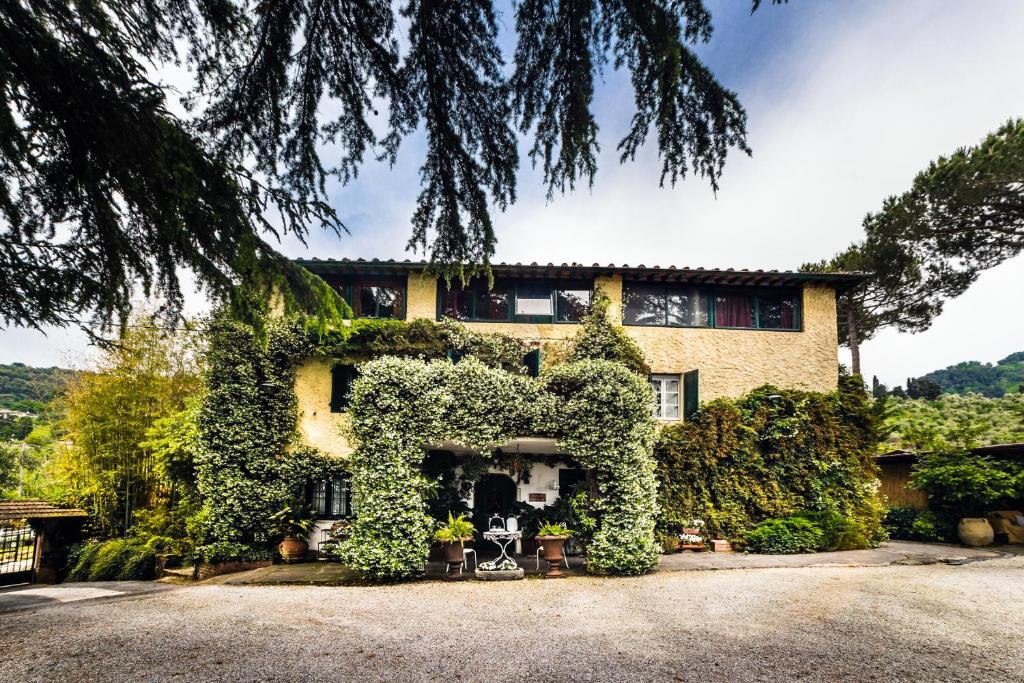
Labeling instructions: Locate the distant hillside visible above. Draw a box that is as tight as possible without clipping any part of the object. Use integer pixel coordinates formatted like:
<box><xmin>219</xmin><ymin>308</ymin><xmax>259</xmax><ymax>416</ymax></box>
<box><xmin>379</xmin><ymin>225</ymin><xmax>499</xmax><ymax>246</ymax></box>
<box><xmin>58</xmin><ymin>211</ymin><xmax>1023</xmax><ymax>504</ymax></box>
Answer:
<box><xmin>919</xmin><ymin>352</ymin><xmax>1024</xmax><ymax>398</ymax></box>
<box><xmin>0</xmin><ymin>363</ymin><xmax>74</xmax><ymax>412</ymax></box>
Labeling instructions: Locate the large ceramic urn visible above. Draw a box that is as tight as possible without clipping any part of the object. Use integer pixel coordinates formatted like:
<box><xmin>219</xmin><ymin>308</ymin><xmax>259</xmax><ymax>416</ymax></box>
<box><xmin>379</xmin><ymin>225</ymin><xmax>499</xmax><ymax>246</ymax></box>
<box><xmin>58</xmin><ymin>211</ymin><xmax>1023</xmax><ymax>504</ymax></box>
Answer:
<box><xmin>278</xmin><ymin>537</ymin><xmax>309</xmax><ymax>563</ymax></box>
<box><xmin>536</xmin><ymin>535</ymin><xmax>568</xmax><ymax>578</ymax></box>
<box><xmin>957</xmin><ymin>518</ymin><xmax>994</xmax><ymax>547</ymax></box>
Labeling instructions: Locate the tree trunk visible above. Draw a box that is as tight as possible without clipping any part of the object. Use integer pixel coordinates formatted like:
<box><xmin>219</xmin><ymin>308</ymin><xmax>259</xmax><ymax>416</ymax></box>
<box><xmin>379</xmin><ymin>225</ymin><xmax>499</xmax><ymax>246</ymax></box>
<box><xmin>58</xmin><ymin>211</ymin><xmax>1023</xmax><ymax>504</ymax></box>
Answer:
<box><xmin>846</xmin><ymin>304</ymin><xmax>861</xmax><ymax>376</ymax></box>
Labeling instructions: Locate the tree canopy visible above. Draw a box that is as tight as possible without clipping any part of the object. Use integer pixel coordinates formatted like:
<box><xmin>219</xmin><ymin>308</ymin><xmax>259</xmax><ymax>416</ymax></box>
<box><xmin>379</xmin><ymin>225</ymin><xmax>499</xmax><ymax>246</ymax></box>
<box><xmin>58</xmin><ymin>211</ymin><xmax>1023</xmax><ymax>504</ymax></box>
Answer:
<box><xmin>867</xmin><ymin>118</ymin><xmax>1024</xmax><ymax>284</ymax></box>
<box><xmin>913</xmin><ymin>352</ymin><xmax>1024</xmax><ymax>398</ymax></box>
<box><xmin>0</xmin><ymin>0</ymin><xmax>774</xmax><ymax>334</ymax></box>
<box><xmin>805</xmin><ymin>120</ymin><xmax>1024</xmax><ymax>374</ymax></box>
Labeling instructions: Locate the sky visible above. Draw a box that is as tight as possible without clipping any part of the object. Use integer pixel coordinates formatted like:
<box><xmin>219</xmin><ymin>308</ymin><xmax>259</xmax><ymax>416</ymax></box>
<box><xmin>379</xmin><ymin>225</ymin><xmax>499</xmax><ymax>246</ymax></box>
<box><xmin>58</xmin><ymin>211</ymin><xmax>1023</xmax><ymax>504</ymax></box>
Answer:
<box><xmin>2</xmin><ymin>0</ymin><xmax>1023</xmax><ymax>387</ymax></box>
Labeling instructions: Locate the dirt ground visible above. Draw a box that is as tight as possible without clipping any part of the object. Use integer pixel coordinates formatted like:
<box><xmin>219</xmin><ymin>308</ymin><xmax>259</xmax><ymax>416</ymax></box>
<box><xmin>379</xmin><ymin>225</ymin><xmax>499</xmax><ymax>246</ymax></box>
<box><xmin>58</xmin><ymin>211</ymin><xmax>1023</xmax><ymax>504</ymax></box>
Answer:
<box><xmin>2</xmin><ymin>554</ymin><xmax>1023</xmax><ymax>682</ymax></box>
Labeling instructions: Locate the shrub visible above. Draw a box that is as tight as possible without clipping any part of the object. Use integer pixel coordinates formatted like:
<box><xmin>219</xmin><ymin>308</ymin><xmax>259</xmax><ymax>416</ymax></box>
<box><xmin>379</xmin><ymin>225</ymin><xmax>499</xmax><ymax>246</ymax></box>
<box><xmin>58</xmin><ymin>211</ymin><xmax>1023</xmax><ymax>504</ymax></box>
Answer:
<box><xmin>117</xmin><ymin>546</ymin><xmax>157</xmax><ymax>580</ymax></box>
<box><xmin>654</xmin><ymin>374</ymin><xmax>886</xmax><ymax>549</ymax></box>
<box><xmin>883</xmin><ymin>506</ymin><xmax>947</xmax><ymax>542</ymax></box>
<box><xmin>67</xmin><ymin>539</ymin><xmax>157</xmax><ymax>582</ymax></box>
<box><xmin>67</xmin><ymin>542</ymin><xmax>102</xmax><ymax>581</ymax></box>
<box><xmin>566</xmin><ymin>290</ymin><xmax>649</xmax><ymax>376</ymax></box>
<box><xmin>909</xmin><ymin>452</ymin><xmax>1021</xmax><ymax>518</ymax></box>
<box><xmin>744</xmin><ymin>517</ymin><xmax>824</xmax><ymax>554</ymax></box>
<box><xmin>655</xmin><ymin>532</ymin><xmax>679</xmax><ymax>554</ymax></box>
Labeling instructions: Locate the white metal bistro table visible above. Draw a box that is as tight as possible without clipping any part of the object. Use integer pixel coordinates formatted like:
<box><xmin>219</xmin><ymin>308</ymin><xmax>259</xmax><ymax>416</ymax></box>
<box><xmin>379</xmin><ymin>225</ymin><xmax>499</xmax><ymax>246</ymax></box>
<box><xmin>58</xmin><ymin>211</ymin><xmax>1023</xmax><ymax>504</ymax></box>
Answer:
<box><xmin>481</xmin><ymin>528</ymin><xmax>522</xmax><ymax>565</ymax></box>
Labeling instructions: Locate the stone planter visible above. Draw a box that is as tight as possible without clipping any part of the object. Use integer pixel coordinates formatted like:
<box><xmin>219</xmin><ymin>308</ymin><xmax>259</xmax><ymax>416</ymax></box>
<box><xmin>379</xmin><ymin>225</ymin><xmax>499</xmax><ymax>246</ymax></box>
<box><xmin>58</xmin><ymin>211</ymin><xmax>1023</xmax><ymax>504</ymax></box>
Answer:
<box><xmin>475</xmin><ymin>568</ymin><xmax>525</xmax><ymax>581</ymax></box>
<box><xmin>957</xmin><ymin>518</ymin><xmax>994</xmax><ymax>547</ymax></box>
<box><xmin>193</xmin><ymin>559</ymin><xmax>272</xmax><ymax>581</ymax></box>
<box><xmin>536</xmin><ymin>535</ymin><xmax>568</xmax><ymax>578</ymax></box>
<box><xmin>279</xmin><ymin>537</ymin><xmax>309</xmax><ymax>564</ymax></box>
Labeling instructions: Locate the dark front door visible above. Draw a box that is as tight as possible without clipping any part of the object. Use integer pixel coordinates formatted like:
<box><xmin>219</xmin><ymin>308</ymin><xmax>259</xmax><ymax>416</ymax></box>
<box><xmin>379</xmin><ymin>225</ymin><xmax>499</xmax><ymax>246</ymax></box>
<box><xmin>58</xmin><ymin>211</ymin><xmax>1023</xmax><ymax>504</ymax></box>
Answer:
<box><xmin>472</xmin><ymin>473</ymin><xmax>517</xmax><ymax>539</ymax></box>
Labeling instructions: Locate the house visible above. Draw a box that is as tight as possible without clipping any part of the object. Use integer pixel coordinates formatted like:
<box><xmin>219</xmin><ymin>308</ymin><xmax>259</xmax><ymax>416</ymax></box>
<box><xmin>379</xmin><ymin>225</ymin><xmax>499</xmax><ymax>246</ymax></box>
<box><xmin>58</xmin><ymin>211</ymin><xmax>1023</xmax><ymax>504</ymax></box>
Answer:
<box><xmin>291</xmin><ymin>258</ymin><xmax>864</xmax><ymax>545</ymax></box>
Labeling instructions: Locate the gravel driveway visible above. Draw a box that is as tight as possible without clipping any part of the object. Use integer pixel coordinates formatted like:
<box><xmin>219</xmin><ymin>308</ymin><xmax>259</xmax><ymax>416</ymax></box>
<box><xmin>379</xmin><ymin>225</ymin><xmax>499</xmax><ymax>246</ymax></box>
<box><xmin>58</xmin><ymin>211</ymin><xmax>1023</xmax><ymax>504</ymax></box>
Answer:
<box><xmin>2</xmin><ymin>556</ymin><xmax>1023</xmax><ymax>682</ymax></box>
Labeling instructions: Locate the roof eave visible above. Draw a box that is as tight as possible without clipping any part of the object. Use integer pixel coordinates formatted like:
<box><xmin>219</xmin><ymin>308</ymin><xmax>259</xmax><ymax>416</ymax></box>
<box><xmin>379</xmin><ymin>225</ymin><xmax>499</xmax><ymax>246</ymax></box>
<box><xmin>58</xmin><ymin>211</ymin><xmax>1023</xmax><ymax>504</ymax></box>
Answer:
<box><xmin>294</xmin><ymin>258</ymin><xmax>870</xmax><ymax>290</ymax></box>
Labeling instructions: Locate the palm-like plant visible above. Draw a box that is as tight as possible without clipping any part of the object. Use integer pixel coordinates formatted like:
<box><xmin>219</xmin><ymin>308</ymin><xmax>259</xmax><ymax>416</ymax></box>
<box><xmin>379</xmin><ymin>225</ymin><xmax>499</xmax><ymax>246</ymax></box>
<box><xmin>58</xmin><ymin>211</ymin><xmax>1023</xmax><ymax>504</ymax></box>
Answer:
<box><xmin>268</xmin><ymin>500</ymin><xmax>316</xmax><ymax>540</ymax></box>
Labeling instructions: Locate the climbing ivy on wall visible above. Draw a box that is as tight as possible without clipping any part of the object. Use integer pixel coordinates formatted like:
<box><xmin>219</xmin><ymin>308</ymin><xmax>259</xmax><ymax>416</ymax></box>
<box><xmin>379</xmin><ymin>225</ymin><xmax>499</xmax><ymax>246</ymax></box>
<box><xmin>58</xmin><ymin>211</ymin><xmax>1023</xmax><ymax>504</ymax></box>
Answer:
<box><xmin>195</xmin><ymin>313</ymin><xmax>531</xmax><ymax>546</ymax></box>
<box><xmin>342</xmin><ymin>356</ymin><xmax>660</xmax><ymax>581</ymax></box>
<box><xmin>543</xmin><ymin>360</ymin><xmax>661</xmax><ymax>573</ymax></box>
<box><xmin>655</xmin><ymin>373</ymin><xmax>886</xmax><ymax>548</ymax></box>
<box><xmin>310</xmin><ymin>317</ymin><xmax>528</xmax><ymax>369</ymax></box>
<box><xmin>195</xmin><ymin>314</ymin><xmax>340</xmax><ymax>544</ymax></box>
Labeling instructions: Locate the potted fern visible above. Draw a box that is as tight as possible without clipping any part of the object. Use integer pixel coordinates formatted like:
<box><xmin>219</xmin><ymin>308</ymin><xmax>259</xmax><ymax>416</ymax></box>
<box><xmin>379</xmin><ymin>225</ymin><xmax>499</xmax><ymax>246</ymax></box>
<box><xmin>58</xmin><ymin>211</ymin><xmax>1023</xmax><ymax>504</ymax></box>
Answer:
<box><xmin>433</xmin><ymin>513</ymin><xmax>476</xmax><ymax>573</ymax></box>
<box><xmin>269</xmin><ymin>500</ymin><xmax>316</xmax><ymax>563</ymax></box>
<box><xmin>535</xmin><ymin>523</ymin><xmax>573</xmax><ymax>578</ymax></box>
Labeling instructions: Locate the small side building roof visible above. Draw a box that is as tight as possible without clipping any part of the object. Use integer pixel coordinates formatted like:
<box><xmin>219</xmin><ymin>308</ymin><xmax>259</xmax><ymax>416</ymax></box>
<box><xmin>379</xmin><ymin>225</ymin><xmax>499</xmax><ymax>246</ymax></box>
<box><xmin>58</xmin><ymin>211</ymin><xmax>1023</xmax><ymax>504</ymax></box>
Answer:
<box><xmin>0</xmin><ymin>499</ymin><xmax>88</xmax><ymax>521</ymax></box>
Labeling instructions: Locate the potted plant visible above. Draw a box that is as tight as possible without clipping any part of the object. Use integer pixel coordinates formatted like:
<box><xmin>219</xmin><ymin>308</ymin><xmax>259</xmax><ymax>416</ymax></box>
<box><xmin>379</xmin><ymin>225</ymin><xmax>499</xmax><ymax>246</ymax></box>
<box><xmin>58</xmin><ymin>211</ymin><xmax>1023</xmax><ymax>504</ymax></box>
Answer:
<box><xmin>433</xmin><ymin>513</ymin><xmax>476</xmax><ymax>574</ymax></box>
<box><xmin>269</xmin><ymin>500</ymin><xmax>316</xmax><ymax>563</ymax></box>
<box><xmin>535</xmin><ymin>523</ymin><xmax>573</xmax><ymax>578</ymax></box>
<box><xmin>319</xmin><ymin>520</ymin><xmax>350</xmax><ymax>562</ymax></box>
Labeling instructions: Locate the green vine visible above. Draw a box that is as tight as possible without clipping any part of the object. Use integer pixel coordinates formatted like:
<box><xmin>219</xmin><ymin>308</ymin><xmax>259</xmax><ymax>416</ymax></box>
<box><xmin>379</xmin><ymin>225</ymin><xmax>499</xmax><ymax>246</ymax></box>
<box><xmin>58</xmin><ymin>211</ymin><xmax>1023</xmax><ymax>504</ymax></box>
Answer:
<box><xmin>654</xmin><ymin>373</ymin><xmax>886</xmax><ymax>547</ymax></box>
<box><xmin>341</xmin><ymin>355</ymin><xmax>660</xmax><ymax>580</ymax></box>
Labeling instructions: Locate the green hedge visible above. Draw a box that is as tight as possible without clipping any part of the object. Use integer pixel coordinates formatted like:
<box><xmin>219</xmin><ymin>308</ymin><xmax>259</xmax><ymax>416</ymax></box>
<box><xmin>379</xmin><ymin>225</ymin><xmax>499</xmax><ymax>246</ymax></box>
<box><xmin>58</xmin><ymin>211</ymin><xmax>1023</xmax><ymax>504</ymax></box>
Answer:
<box><xmin>192</xmin><ymin>542</ymin><xmax>274</xmax><ymax>565</ymax></box>
<box><xmin>655</xmin><ymin>374</ymin><xmax>886</xmax><ymax>549</ymax></box>
<box><xmin>883</xmin><ymin>506</ymin><xmax>947</xmax><ymax>542</ymax></box>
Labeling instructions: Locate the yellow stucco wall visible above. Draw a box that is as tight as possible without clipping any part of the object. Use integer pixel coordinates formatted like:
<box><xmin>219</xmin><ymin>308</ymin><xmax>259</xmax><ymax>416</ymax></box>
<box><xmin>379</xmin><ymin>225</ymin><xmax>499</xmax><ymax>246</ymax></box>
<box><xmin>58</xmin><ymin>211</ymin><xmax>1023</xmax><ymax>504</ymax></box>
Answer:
<box><xmin>293</xmin><ymin>270</ymin><xmax>839</xmax><ymax>455</ymax></box>
<box><xmin>294</xmin><ymin>356</ymin><xmax>353</xmax><ymax>459</ymax></box>
<box><xmin>622</xmin><ymin>284</ymin><xmax>838</xmax><ymax>399</ymax></box>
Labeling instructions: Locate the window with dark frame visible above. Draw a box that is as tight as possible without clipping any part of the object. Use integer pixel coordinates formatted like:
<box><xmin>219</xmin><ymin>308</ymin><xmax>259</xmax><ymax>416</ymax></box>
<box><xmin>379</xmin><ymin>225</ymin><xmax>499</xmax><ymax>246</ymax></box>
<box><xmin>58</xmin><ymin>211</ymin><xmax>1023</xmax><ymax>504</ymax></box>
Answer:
<box><xmin>329</xmin><ymin>364</ymin><xmax>357</xmax><ymax>413</ymax></box>
<box><xmin>438</xmin><ymin>279</ymin><xmax>592</xmax><ymax>323</ymax></box>
<box><xmin>322</xmin><ymin>275</ymin><xmax>407</xmax><ymax>319</ymax></box>
<box><xmin>624</xmin><ymin>283</ymin><xmax>800</xmax><ymax>331</ymax></box>
<box><xmin>309</xmin><ymin>477</ymin><xmax>352</xmax><ymax>519</ymax></box>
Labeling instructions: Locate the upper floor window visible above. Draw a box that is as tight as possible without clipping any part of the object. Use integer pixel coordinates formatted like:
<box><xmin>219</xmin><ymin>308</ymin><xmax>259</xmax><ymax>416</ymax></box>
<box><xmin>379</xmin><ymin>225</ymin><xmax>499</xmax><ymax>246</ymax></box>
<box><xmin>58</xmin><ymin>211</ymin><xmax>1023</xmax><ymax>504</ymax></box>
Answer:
<box><xmin>624</xmin><ymin>283</ymin><xmax>800</xmax><ymax>331</ymax></box>
<box><xmin>714</xmin><ymin>289</ymin><xmax>799</xmax><ymax>330</ymax></box>
<box><xmin>440</xmin><ymin>279</ymin><xmax>512</xmax><ymax>321</ymax></box>
<box><xmin>327</xmin><ymin>276</ymin><xmax>406</xmax><ymax>319</ymax></box>
<box><xmin>438</xmin><ymin>279</ymin><xmax>592</xmax><ymax>323</ymax></box>
<box><xmin>624</xmin><ymin>285</ymin><xmax>709</xmax><ymax>327</ymax></box>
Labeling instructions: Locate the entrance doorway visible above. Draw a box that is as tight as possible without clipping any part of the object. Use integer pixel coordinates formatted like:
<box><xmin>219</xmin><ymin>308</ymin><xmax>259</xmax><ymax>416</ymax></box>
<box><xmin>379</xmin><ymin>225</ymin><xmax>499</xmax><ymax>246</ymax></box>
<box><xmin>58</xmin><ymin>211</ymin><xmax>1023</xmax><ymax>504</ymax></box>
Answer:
<box><xmin>472</xmin><ymin>473</ymin><xmax>517</xmax><ymax>540</ymax></box>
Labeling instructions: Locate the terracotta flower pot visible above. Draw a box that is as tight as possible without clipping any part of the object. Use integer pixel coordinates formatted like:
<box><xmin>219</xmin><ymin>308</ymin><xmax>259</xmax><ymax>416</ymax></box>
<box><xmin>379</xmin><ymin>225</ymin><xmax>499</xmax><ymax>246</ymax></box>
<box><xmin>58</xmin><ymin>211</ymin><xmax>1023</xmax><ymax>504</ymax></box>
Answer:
<box><xmin>440</xmin><ymin>539</ymin><xmax>472</xmax><ymax>575</ymax></box>
<box><xmin>957</xmin><ymin>518</ymin><xmax>994</xmax><ymax>547</ymax></box>
<box><xmin>536</xmin><ymin>535</ymin><xmax>568</xmax><ymax>578</ymax></box>
<box><xmin>279</xmin><ymin>537</ymin><xmax>309</xmax><ymax>563</ymax></box>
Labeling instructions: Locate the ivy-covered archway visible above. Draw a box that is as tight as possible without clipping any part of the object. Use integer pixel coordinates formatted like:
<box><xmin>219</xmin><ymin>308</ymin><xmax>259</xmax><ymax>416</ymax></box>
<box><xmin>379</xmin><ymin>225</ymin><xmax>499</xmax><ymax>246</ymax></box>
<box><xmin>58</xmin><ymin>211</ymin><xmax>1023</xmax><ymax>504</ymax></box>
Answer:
<box><xmin>342</xmin><ymin>355</ymin><xmax>660</xmax><ymax>581</ymax></box>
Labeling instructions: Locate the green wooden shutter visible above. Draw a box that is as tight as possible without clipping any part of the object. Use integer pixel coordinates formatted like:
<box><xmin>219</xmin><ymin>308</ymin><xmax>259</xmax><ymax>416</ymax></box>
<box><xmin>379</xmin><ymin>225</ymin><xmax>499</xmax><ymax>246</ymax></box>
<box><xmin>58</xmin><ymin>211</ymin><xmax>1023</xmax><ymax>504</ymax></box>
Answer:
<box><xmin>330</xmin><ymin>364</ymin><xmax>354</xmax><ymax>413</ymax></box>
<box><xmin>683</xmin><ymin>369</ymin><xmax>699</xmax><ymax>420</ymax></box>
<box><xmin>524</xmin><ymin>349</ymin><xmax>542</xmax><ymax>377</ymax></box>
